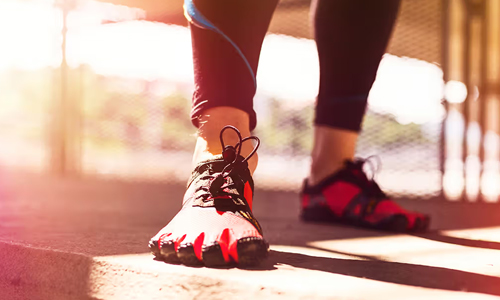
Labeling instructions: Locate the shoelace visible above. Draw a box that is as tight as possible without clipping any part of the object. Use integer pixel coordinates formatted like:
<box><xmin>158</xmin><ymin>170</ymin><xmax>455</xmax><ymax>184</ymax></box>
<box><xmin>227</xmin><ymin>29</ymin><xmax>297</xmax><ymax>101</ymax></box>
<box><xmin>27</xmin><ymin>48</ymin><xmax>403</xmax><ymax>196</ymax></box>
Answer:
<box><xmin>346</xmin><ymin>156</ymin><xmax>387</xmax><ymax>199</ymax></box>
<box><xmin>195</xmin><ymin>126</ymin><xmax>260</xmax><ymax>205</ymax></box>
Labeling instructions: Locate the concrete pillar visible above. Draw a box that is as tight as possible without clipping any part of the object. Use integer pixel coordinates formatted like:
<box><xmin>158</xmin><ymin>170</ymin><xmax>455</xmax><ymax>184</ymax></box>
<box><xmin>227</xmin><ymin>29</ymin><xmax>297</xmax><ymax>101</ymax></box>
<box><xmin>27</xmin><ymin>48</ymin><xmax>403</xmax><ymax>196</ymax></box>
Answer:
<box><xmin>442</xmin><ymin>0</ymin><xmax>468</xmax><ymax>200</ymax></box>
<box><xmin>50</xmin><ymin>0</ymin><xmax>82</xmax><ymax>176</ymax></box>
<box><xmin>479</xmin><ymin>0</ymin><xmax>500</xmax><ymax>201</ymax></box>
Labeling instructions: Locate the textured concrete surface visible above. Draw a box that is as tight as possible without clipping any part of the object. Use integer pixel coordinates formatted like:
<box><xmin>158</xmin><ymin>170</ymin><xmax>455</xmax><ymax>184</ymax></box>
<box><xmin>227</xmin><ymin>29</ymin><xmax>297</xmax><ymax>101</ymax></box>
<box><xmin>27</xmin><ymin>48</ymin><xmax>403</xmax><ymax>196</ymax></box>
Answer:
<box><xmin>1</xmin><ymin>172</ymin><xmax>500</xmax><ymax>299</ymax></box>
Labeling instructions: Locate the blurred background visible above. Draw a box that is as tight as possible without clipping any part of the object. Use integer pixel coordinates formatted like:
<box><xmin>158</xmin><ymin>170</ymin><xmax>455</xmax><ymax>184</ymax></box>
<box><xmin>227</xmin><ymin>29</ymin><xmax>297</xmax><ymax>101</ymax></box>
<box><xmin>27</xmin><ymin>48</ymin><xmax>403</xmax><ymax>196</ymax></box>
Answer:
<box><xmin>0</xmin><ymin>0</ymin><xmax>498</xmax><ymax>202</ymax></box>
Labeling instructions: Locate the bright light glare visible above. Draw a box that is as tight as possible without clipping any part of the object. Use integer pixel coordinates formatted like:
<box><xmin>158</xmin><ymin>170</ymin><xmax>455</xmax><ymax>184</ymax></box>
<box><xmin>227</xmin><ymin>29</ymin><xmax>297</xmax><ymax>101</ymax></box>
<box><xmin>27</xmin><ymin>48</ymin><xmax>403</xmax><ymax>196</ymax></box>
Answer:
<box><xmin>444</xmin><ymin>80</ymin><xmax>468</xmax><ymax>103</ymax></box>
<box><xmin>258</xmin><ymin>35</ymin><xmax>319</xmax><ymax>104</ymax></box>
<box><xmin>443</xmin><ymin>167</ymin><xmax>464</xmax><ymax>200</ymax></box>
<box><xmin>466</xmin><ymin>121</ymin><xmax>481</xmax><ymax>155</ymax></box>
<box><xmin>68</xmin><ymin>21</ymin><xmax>194</xmax><ymax>82</ymax></box>
<box><xmin>445</xmin><ymin>109</ymin><xmax>465</xmax><ymax>160</ymax></box>
<box><xmin>481</xmin><ymin>169</ymin><xmax>500</xmax><ymax>202</ymax></box>
<box><xmin>369</xmin><ymin>55</ymin><xmax>445</xmax><ymax>124</ymax></box>
<box><xmin>481</xmin><ymin>130</ymin><xmax>500</xmax><ymax>202</ymax></box>
<box><xmin>465</xmin><ymin>155</ymin><xmax>480</xmax><ymax>201</ymax></box>
<box><xmin>465</xmin><ymin>122</ymin><xmax>481</xmax><ymax>201</ymax></box>
<box><xmin>0</xmin><ymin>0</ymin><xmax>61</xmax><ymax>70</ymax></box>
<box><xmin>443</xmin><ymin>109</ymin><xmax>465</xmax><ymax>200</ymax></box>
<box><xmin>0</xmin><ymin>0</ymin><xmax>445</xmax><ymax>127</ymax></box>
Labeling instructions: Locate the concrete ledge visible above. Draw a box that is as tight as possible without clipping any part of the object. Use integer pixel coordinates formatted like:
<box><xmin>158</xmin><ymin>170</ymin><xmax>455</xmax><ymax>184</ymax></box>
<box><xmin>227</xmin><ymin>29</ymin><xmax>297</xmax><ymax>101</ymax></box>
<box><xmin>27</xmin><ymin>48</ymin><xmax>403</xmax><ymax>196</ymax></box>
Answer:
<box><xmin>0</xmin><ymin>243</ymin><xmax>92</xmax><ymax>300</ymax></box>
<box><xmin>2</xmin><ymin>240</ymin><xmax>500</xmax><ymax>300</ymax></box>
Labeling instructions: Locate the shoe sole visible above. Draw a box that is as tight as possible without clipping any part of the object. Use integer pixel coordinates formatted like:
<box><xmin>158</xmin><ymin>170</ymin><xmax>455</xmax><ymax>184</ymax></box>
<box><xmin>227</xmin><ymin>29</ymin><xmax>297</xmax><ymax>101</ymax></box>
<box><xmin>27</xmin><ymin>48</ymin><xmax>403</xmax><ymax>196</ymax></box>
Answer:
<box><xmin>301</xmin><ymin>205</ymin><xmax>430</xmax><ymax>232</ymax></box>
<box><xmin>149</xmin><ymin>237</ymin><xmax>269</xmax><ymax>267</ymax></box>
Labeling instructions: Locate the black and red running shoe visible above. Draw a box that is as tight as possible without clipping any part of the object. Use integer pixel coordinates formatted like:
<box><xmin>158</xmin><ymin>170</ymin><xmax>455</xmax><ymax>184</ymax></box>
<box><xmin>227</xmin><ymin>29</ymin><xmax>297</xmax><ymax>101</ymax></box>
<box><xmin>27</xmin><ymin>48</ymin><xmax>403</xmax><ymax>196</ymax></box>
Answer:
<box><xmin>300</xmin><ymin>158</ymin><xmax>430</xmax><ymax>232</ymax></box>
<box><xmin>149</xmin><ymin>126</ymin><xmax>268</xmax><ymax>267</ymax></box>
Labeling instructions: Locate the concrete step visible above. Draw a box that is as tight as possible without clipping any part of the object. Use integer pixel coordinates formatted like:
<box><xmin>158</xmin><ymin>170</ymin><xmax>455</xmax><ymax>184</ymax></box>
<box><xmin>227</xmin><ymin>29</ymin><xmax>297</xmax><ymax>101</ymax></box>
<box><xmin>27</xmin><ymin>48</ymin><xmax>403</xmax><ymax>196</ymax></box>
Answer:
<box><xmin>1</xmin><ymin>172</ymin><xmax>500</xmax><ymax>299</ymax></box>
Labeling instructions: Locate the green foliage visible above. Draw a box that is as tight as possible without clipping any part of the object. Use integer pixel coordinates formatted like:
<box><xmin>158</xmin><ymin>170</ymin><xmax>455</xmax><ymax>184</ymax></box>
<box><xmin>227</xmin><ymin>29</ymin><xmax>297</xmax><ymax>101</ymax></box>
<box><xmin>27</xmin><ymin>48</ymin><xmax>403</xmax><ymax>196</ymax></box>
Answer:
<box><xmin>255</xmin><ymin>98</ymin><xmax>313</xmax><ymax>156</ymax></box>
<box><xmin>161</xmin><ymin>93</ymin><xmax>196</xmax><ymax>150</ymax></box>
<box><xmin>79</xmin><ymin>70</ymin><xmax>196</xmax><ymax>153</ymax></box>
<box><xmin>1</xmin><ymin>66</ymin><xmax>432</xmax><ymax>156</ymax></box>
<box><xmin>359</xmin><ymin>112</ymin><xmax>432</xmax><ymax>147</ymax></box>
<box><xmin>256</xmin><ymin>98</ymin><xmax>432</xmax><ymax>156</ymax></box>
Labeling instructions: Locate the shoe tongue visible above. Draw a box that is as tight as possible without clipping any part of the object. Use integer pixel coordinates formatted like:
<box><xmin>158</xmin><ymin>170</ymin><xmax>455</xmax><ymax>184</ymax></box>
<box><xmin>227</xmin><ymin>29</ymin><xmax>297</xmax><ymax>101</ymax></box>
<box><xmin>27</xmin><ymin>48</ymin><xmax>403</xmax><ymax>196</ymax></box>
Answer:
<box><xmin>188</xmin><ymin>155</ymin><xmax>251</xmax><ymax>190</ymax></box>
<box><xmin>213</xmin><ymin>155</ymin><xmax>247</xmax><ymax>172</ymax></box>
<box><xmin>351</xmin><ymin>169</ymin><xmax>367</xmax><ymax>180</ymax></box>
<box><xmin>194</xmin><ymin>155</ymin><xmax>249</xmax><ymax>175</ymax></box>
<box><xmin>345</xmin><ymin>160</ymin><xmax>370</xmax><ymax>182</ymax></box>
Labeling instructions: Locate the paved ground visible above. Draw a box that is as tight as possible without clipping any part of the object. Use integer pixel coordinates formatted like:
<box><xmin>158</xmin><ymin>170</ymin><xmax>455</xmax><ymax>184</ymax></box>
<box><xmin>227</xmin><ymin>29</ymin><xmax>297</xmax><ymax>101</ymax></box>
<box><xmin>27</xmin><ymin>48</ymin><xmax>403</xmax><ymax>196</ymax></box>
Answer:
<box><xmin>1</xmin><ymin>171</ymin><xmax>500</xmax><ymax>299</ymax></box>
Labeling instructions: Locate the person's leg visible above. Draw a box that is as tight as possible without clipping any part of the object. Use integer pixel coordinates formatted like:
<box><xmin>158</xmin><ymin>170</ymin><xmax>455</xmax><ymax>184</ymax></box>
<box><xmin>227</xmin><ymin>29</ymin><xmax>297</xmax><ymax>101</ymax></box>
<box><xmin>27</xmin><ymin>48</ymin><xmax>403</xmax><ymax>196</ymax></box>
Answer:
<box><xmin>302</xmin><ymin>0</ymin><xmax>430</xmax><ymax>232</ymax></box>
<box><xmin>150</xmin><ymin>0</ymin><xmax>278</xmax><ymax>267</ymax></box>
<box><xmin>189</xmin><ymin>0</ymin><xmax>277</xmax><ymax>173</ymax></box>
<box><xmin>309</xmin><ymin>0</ymin><xmax>400</xmax><ymax>186</ymax></box>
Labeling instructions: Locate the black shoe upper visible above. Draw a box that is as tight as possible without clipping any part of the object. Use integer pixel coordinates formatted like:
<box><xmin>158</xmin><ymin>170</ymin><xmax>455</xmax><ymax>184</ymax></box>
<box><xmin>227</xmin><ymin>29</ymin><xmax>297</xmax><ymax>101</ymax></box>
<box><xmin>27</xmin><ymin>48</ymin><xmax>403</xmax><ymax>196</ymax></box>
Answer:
<box><xmin>184</xmin><ymin>151</ymin><xmax>263</xmax><ymax>234</ymax></box>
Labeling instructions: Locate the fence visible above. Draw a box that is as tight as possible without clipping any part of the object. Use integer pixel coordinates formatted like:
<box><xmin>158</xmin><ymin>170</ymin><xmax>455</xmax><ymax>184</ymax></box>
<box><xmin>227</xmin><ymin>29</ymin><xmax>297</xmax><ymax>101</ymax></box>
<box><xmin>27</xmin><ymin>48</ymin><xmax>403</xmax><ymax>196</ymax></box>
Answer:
<box><xmin>0</xmin><ymin>0</ymin><xmax>498</xmax><ymax>202</ymax></box>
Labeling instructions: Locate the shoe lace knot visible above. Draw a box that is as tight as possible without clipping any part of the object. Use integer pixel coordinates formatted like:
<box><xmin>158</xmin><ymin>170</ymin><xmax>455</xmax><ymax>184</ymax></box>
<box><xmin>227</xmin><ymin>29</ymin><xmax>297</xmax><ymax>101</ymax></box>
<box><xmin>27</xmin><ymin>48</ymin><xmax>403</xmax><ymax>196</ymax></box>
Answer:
<box><xmin>196</xmin><ymin>126</ymin><xmax>259</xmax><ymax>207</ymax></box>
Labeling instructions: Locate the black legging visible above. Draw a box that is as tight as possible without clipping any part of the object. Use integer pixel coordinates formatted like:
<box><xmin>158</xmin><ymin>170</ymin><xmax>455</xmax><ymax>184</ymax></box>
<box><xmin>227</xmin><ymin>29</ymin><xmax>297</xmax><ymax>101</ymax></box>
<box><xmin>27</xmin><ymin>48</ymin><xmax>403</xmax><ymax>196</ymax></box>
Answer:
<box><xmin>187</xmin><ymin>0</ymin><xmax>401</xmax><ymax>132</ymax></box>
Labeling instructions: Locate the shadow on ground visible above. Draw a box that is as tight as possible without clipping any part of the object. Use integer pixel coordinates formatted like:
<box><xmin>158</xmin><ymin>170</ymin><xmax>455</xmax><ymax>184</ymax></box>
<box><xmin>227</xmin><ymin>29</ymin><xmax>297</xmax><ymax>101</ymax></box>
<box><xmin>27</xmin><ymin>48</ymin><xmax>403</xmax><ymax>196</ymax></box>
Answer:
<box><xmin>262</xmin><ymin>250</ymin><xmax>500</xmax><ymax>296</ymax></box>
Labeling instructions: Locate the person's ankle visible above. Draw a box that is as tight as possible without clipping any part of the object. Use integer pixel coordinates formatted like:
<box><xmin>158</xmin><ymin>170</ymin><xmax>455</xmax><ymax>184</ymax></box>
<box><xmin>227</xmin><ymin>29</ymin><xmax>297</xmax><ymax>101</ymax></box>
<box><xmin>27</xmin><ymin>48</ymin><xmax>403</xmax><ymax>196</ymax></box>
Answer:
<box><xmin>307</xmin><ymin>125</ymin><xmax>358</xmax><ymax>186</ymax></box>
<box><xmin>307</xmin><ymin>161</ymin><xmax>344</xmax><ymax>187</ymax></box>
<box><xmin>193</xmin><ymin>136</ymin><xmax>259</xmax><ymax>174</ymax></box>
<box><xmin>191</xmin><ymin>107</ymin><xmax>258</xmax><ymax>174</ymax></box>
